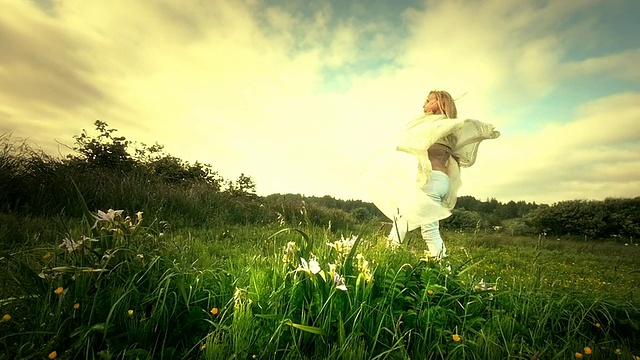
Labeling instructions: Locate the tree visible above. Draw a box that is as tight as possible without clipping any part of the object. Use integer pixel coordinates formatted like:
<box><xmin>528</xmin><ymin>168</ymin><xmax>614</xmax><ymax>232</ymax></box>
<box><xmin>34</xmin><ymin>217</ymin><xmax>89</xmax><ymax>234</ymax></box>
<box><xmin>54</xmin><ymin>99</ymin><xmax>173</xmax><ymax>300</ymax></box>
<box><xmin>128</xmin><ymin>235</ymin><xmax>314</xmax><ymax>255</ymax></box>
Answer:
<box><xmin>227</xmin><ymin>173</ymin><xmax>257</xmax><ymax>197</ymax></box>
<box><xmin>68</xmin><ymin>120</ymin><xmax>134</xmax><ymax>170</ymax></box>
<box><xmin>442</xmin><ymin>209</ymin><xmax>484</xmax><ymax>231</ymax></box>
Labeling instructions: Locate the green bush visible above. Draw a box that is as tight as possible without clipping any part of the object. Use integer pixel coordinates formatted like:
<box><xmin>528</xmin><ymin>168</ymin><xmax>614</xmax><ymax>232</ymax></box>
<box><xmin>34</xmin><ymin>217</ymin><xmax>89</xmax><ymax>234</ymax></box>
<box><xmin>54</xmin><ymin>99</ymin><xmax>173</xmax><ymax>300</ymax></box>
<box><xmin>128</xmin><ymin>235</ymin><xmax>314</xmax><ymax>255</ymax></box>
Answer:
<box><xmin>442</xmin><ymin>209</ymin><xmax>484</xmax><ymax>231</ymax></box>
<box><xmin>523</xmin><ymin>198</ymin><xmax>640</xmax><ymax>239</ymax></box>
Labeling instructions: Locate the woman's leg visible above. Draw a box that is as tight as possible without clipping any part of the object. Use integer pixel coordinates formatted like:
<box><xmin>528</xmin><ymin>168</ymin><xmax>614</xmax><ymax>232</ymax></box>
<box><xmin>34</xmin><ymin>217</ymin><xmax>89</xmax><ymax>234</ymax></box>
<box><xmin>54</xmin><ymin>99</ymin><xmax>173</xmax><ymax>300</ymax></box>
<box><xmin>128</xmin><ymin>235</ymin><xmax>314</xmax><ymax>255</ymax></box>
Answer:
<box><xmin>388</xmin><ymin>218</ymin><xmax>409</xmax><ymax>245</ymax></box>
<box><xmin>421</xmin><ymin>171</ymin><xmax>450</xmax><ymax>258</ymax></box>
<box><xmin>421</xmin><ymin>221</ymin><xmax>445</xmax><ymax>257</ymax></box>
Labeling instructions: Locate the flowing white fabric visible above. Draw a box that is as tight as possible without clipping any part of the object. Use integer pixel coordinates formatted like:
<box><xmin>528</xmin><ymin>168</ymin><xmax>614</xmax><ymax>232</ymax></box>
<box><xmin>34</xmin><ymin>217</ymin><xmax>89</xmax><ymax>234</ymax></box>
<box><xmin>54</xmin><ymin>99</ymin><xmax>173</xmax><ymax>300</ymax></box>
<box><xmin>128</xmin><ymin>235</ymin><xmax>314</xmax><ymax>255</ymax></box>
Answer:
<box><xmin>364</xmin><ymin>114</ymin><xmax>500</xmax><ymax>232</ymax></box>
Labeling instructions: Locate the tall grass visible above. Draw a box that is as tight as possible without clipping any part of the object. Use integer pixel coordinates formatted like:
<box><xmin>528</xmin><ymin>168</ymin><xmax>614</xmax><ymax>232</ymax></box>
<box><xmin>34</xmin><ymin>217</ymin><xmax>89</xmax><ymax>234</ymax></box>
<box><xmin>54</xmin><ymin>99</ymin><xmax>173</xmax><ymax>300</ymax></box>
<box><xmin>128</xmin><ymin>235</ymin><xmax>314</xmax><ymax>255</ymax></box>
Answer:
<box><xmin>0</xmin><ymin>134</ymin><xmax>359</xmax><ymax>232</ymax></box>
<box><xmin>1</xmin><ymin>208</ymin><xmax>639</xmax><ymax>359</ymax></box>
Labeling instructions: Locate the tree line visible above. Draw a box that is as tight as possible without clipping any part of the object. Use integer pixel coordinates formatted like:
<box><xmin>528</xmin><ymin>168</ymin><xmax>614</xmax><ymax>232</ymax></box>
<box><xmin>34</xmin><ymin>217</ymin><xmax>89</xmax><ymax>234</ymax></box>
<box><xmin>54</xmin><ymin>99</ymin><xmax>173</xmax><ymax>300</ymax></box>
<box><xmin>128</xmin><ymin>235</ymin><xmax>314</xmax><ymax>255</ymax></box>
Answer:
<box><xmin>1</xmin><ymin>121</ymin><xmax>638</xmax><ymax>241</ymax></box>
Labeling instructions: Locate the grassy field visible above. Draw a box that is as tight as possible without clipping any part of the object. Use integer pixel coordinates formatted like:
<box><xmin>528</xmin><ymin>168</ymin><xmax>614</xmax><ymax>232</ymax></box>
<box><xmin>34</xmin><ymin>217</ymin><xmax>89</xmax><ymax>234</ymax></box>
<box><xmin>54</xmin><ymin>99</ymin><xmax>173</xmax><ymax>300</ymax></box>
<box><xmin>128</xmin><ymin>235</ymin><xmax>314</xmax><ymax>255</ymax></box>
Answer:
<box><xmin>1</xmin><ymin>211</ymin><xmax>639</xmax><ymax>359</ymax></box>
<box><xmin>423</xmin><ymin>230</ymin><xmax>640</xmax><ymax>305</ymax></box>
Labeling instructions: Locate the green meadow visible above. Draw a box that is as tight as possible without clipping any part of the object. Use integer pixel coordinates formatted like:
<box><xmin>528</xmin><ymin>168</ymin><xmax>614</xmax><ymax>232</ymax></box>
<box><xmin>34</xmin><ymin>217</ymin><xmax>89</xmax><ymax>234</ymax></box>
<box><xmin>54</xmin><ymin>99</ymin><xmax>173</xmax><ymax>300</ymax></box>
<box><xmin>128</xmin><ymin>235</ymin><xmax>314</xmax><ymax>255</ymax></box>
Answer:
<box><xmin>1</xmin><ymin>125</ymin><xmax>639</xmax><ymax>359</ymax></box>
<box><xmin>1</xmin><ymin>211</ymin><xmax>638</xmax><ymax>359</ymax></box>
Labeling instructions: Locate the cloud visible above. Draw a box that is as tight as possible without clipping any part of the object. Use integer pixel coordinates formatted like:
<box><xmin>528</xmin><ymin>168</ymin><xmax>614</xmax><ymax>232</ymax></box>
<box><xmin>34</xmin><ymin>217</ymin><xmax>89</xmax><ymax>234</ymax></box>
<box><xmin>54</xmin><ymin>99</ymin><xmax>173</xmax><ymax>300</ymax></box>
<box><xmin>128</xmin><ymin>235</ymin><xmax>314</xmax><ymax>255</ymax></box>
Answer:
<box><xmin>463</xmin><ymin>92</ymin><xmax>640</xmax><ymax>204</ymax></box>
<box><xmin>395</xmin><ymin>0</ymin><xmax>632</xmax><ymax>124</ymax></box>
<box><xmin>0</xmin><ymin>2</ymin><xmax>110</xmax><ymax>129</ymax></box>
<box><xmin>0</xmin><ymin>0</ymin><xmax>637</xmax><ymax>204</ymax></box>
<box><xmin>565</xmin><ymin>49</ymin><xmax>640</xmax><ymax>82</ymax></box>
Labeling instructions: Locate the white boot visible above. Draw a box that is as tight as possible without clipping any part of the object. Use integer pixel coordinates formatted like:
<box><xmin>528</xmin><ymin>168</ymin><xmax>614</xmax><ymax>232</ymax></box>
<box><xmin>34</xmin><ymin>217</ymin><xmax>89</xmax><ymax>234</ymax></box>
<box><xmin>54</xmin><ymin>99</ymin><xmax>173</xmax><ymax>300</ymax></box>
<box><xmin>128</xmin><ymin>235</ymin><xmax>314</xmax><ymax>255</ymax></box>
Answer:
<box><xmin>421</xmin><ymin>221</ymin><xmax>446</xmax><ymax>258</ymax></box>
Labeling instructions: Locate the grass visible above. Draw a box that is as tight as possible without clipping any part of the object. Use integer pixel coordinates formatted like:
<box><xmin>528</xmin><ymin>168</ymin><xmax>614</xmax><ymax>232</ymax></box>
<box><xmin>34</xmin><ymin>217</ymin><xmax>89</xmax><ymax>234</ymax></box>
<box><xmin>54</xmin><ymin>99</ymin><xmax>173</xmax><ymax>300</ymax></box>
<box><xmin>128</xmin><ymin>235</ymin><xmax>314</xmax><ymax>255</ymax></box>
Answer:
<box><xmin>438</xmin><ymin>230</ymin><xmax>640</xmax><ymax>304</ymax></box>
<box><xmin>1</xmin><ymin>213</ymin><xmax>639</xmax><ymax>359</ymax></box>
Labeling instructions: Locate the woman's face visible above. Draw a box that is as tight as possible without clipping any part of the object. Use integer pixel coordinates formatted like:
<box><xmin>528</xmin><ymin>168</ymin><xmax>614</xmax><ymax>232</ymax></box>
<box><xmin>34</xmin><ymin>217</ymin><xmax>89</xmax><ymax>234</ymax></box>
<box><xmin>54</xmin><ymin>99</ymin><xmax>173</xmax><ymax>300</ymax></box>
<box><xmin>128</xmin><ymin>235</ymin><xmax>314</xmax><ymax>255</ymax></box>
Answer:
<box><xmin>423</xmin><ymin>93</ymin><xmax>441</xmax><ymax>114</ymax></box>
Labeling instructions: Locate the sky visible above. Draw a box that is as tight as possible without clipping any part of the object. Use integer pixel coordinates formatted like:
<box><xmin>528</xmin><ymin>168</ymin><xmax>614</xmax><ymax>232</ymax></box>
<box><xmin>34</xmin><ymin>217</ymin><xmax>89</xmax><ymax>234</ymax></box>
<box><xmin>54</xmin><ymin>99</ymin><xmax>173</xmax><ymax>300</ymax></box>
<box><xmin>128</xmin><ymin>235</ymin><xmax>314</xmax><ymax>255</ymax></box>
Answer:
<box><xmin>1</xmin><ymin>0</ymin><xmax>639</xmax><ymax>205</ymax></box>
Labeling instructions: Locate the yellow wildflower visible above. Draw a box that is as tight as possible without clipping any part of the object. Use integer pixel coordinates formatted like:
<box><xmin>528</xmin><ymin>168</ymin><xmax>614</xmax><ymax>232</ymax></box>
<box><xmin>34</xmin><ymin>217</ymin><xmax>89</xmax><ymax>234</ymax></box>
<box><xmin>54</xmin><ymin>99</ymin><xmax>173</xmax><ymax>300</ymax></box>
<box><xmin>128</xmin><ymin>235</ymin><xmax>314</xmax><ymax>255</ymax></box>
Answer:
<box><xmin>575</xmin><ymin>352</ymin><xmax>583</xmax><ymax>359</ymax></box>
<box><xmin>200</xmin><ymin>344</ymin><xmax>207</xmax><ymax>351</ymax></box>
<box><xmin>452</xmin><ymin>334</ymin><xmax>461</xmax><ymax>342</ymax></box>
<box><xmin>73</xmin><ymin>303</ymin><xmax>80</xmax><ymax>310</ymax></box>
<box><xmin>54</xmin><ymin>287</ymin><xmax>63</xmax><ymax>295</ymax></box>
<box><xmin>427</xmin><ymin>289</ymin><xmax>434</xmax><ymax>295</ymax></box>
<box><xmin>43</xmin><ymin>252</ymin><xmax>52</xmax><ymax>260</ymax></box>
<box><xmin>49</xmin><ymin>351</ymin><xmax>57</xmax><ymax>359</ymax></box>
<box><xmin>594</xmin><ymin>322</ymin><xmax>601</xmax><ymax>328</ymax></box>
<box><xmin>127</xmin><ymin>309</ymin><xmax>134</xmax><ymax>317</ymax></box>
<box><xmin>615</xmin><ymin>349</ymin><xmax>622</xmax><ymax>355</ymax></box>
<box><xmin>584</xmin><ymin>347</ymin><xmax>592</xmax><ymax>355</ymax></box>
<box><xmin>1</xmin><ymin>314</ymin><xmax>10</xmax><ymax>322</ymax></box>
<box><xmin>210</xmin><ymin>307</ymin><xmax>219</xmax><ymax>315</ymax></box>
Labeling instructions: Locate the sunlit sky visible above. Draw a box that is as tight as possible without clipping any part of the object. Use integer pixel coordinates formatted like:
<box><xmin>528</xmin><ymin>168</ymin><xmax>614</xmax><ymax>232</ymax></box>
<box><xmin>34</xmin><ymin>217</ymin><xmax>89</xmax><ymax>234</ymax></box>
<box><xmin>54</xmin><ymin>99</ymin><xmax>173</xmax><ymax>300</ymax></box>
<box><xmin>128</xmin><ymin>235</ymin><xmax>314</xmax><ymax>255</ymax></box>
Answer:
<box><xmin>1</xmin><ymin>0</ymin><xmax>639</xmax><ymax>205</ymax></box>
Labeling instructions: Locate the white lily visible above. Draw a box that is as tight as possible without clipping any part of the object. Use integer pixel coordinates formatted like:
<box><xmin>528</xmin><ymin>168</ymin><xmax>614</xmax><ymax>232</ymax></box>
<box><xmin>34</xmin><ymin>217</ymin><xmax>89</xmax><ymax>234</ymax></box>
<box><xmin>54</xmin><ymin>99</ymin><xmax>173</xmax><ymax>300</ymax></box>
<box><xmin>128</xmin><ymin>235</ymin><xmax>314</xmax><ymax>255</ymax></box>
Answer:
<box><xmin>327</xmin><ymin>263</ymin><xmax>347</xmax><ymax>291</ymax></box>
<box><xmin>326</xmin><ymin>235</ymin><xmax>358</xmax><ymax>256</ymax></box>
<box><xmin>333</xmin><ymin>274</ymin><xmax>348</xmax><ymax>291</ymax></box>
<box><xmin>59</xmin><ymin>236</ymin><xmax>95</xmax><ymax>253</ymax></box>
<box><xmin>92</xmin><ymin>209</ymin><xmax>124</xmax><ymax>228</ymax></box>
<box><xmin>295</xmin><ymin>256</ymin><xmax>325</xmax><ymax>280</ymax></box>
<box><xmin>59</xmin><ymin>237</ymin><xmax>82</xmax><ymax>252</ymax></box>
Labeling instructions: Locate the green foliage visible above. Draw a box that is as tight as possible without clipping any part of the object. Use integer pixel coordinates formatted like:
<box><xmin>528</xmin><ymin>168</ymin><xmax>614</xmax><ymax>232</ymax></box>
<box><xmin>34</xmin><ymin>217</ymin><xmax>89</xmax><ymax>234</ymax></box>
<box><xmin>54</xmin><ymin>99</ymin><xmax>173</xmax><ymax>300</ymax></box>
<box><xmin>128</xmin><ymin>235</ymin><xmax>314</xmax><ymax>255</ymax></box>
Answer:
<box><xmin>2</xmin><ymin>209</ymin><xmax>640</xmax><ymax>359</ymax></box>
<box><xmin>0</xmin><ymin>123</ymin><xmax>369</xmax><ymax>233</ymax></box>
<box><xmin>0</xmin><ymin>208</ymin><xmax>234</xmax><ymax>359</ymax></box>
<box><xmin>2</xmin><ymin>120</ymin><xmax>640</xmax><ymax>358</ymax></box>
<box><xmin>68</xmin><ymin>120</ymin><xmax>225</xmax><ymax>189</ymax></box>
<box><xmin>501</xmin><ymin>218</ymin><xmax>537</xmax><ymax>236</ymax></box>
<box><xmin>442</xmin><ymin>209</ymin><xmax>484</xmax><ymax>231</ymax></box>
<box><xmin>524</xmin><ymin>198</ymin><xmax>640</xmax><ymax>239</ymax></box>
<box><xmin>456</xmin><ymin>196</ymin><xmax>539</xmax><ymax>219</ymax></box>
<box><xmin>261</xmin><ymin>195</ymin><xmax>359</xmax><ymax>232</ymax></box>
<box><xmin>0</xmin><ymin>123</ymin><xmax>262</xmax><ymax>227</ymax></box>
<box><xmin>226</xmin><ymin>173</ymin><xmax>257</xmax><ymax>197</ymax></box>
<box><xmin>6</xmin><ymin>121</ymin><xmax>639</xmax><ymax>238</ymax></box>
<box><xmin>68</xmin><ymin>120</ymin><xmax>135</xmax><ymax>171</ymax></box>
<box><xmin>147</xmin><ymin>155</ymin><xmax>223</xmax><ymax>188</ymax></box>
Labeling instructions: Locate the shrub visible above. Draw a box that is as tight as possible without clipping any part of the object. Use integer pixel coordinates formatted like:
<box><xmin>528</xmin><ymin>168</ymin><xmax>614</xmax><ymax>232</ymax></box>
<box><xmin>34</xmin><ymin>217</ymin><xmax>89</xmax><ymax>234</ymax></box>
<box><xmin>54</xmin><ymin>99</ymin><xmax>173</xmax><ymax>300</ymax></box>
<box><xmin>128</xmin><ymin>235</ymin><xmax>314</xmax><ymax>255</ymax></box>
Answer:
<box><xmin>442</xmin><ymin>209</ymin><xmax>484</xmax><ymax>231</ymax></box>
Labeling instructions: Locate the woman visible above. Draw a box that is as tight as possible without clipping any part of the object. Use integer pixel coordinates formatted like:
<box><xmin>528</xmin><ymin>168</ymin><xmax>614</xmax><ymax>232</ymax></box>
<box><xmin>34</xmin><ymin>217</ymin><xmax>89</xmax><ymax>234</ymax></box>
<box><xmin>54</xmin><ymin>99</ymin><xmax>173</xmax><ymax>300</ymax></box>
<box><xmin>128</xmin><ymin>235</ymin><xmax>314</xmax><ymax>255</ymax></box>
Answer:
<box><xmin>368</xmin><ymin>90</ymin><xmax>500</xmax><ymax>258</ymax></box>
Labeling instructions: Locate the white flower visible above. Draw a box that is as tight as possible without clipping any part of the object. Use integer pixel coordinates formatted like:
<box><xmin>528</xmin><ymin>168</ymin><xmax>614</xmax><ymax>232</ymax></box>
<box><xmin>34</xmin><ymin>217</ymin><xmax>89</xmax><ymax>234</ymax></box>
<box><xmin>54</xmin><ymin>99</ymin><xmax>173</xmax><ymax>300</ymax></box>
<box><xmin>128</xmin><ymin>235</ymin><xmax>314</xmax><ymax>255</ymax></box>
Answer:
<box><xmin>306</xmin><ymin>257</ymin><xmax>321</xmax><ymax>274</ymax></box>
<box><xmin>98</xmin><ymin>209</ymin><xmax>123</xmax><ymax>221</ymax></box>
<box><xmin>333</xmin><ymin>273</ymin><xmax>348</xmax><ymax>291</ymax></box>
<box><xmin>327</xmin><ymin>263</ymin><xmax>347</xmax><ymax>291</ymax></box>
<box><xmin>92</xmin><ymin>209</ymin><xmax>124</xmax><ymax>228</ymax></box>
<box><xmin>295</xmin><ymin>256</ymin><xmax>322</xmax><ymax>277</ymax></box>
<box><xmin>327</xmin><ymin>235</ymin><xmax>358</xmax><ymax>256</ymax></box>
<box><xmin>59</xmin><ymin>236</ymin><xmax>97</xmax><ymax>252</ymax></box>
<box><xmin>473</xmin><ymin>278</ymin><xmax>496</xmax><ymax>291</ymax></box>
<box><xmin>59</xmin><ymin>237</ymin><xmax>81</xmax><ymax>252</ymax></box>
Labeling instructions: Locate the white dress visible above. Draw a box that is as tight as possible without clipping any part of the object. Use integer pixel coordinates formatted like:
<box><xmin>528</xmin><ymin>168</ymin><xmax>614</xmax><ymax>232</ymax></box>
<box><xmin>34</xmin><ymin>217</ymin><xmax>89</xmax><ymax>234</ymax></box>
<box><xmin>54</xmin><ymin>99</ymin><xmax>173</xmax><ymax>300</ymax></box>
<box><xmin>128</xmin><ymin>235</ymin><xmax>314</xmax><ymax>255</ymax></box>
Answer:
<box><xmin>364</xmin><ymin>114</ymin><xmax>500</xmax><ymax>231</ymax></box>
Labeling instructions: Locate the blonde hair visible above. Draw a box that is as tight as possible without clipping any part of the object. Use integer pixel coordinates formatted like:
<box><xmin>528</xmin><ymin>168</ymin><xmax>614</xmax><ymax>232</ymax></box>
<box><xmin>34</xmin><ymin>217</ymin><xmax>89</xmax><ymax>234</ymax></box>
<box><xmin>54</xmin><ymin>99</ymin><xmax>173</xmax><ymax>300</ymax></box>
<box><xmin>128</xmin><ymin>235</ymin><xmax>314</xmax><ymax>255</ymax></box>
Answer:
<box><xmin>429</xmin><ymin>90</ymin><xmax>457</xmax><ymax>118</ymax></box>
